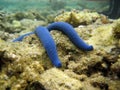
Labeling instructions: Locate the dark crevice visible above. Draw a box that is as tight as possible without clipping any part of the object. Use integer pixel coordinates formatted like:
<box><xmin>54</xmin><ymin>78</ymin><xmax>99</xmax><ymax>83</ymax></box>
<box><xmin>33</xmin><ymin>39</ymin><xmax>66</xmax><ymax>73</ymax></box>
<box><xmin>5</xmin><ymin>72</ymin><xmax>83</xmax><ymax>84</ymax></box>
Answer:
<box><xmin>86</xmin><ymin>56</ymin><xmax>112</xmax><ymax>77</ymax></box>
<box><xmin>117</xmin><ymin>73</ymin><xmax>120</xmax><ymax>78</ymax></box>
<box><xmin>25</xmin><ymin>81</ymin><xmax>46</xmax><ymax>90</ymax></box>
<box><xmin>6</xmin><ymin>86</ymin><xmax>11</xmax><ymax>90</ymax></box>
<box><xmin>101</xmin><ymin>57</ymin><xmax>111</xmax><ymax>76</ymax></box>
<box><xmin>92</xmin><ymin>82</ymin><xmax>108</xmax><ymax>90</ymax></box>
<box><xmin>0</xmin><ymin>58</ymin><xmax>4</xmax><ymax>71</ymax></box>
<box><xmin>86</xmin><ymin>62</ymin><xmax>102</xmax><ymax>77</ymax></box>
<box><xmin>0</xmin><ymin>51</ymin><xmax>6</xmax><ymax>71</ymax></box>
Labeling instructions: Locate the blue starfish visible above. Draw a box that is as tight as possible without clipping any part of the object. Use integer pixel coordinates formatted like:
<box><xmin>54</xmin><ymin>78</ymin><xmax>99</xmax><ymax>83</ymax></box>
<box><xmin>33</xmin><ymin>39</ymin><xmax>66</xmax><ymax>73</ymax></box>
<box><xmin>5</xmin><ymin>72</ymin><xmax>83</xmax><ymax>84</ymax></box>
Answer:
<box><xmin>13</xmin><ymin>31</ymin><xmax>35</xmax><ymax>42</ymax></box>
<box><xmin>12</xmin><ymin>22</ymin><xmax>93</xmax><ymax>67</ymax></box>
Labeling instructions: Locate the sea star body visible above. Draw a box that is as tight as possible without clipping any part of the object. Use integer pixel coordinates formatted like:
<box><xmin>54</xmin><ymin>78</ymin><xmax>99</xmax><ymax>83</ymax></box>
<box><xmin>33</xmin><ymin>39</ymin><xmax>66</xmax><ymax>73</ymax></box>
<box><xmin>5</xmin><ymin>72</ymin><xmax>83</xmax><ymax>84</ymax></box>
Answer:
<box><xmin>12</xmin><ymin>32</ymin><xmax>35</xmax><ymax>42</ymax></box>
<box><xmin>35</xmin><ymin>26</ymin><xmax>62</xmax><ymax>67</ymax></box>
<box><xmin>47</xmin><ymin>22</ymin><xmax>93</xmax><ymax>51</ymax></box>
<box><xmin>13</xmin><ymin>22</ymin><xmax>93</xmax><ymax>67</ymax></box>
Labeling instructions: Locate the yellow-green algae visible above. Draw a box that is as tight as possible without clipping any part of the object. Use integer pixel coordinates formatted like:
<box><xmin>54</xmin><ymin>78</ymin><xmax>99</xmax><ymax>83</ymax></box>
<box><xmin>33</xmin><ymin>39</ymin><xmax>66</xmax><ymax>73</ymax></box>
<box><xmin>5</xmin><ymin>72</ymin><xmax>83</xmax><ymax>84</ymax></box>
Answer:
<box><xmin>55</xmin><ymin>10</ymin><xmax>102</xmax><ymax>27</ymax></box>
<box><xmin>0</xmin><ymin>10</ymin><xmax>120</xmax><ymax>90</ymax></box>
<box><xmin>0</xmin><ymin>42</ymin><xmax>44</xmax><ymax>90</ymax></box>
<box><xmin>40</xmin><ymin>68</ymin><xmax>83</xmax><ymax>90</ymax></box>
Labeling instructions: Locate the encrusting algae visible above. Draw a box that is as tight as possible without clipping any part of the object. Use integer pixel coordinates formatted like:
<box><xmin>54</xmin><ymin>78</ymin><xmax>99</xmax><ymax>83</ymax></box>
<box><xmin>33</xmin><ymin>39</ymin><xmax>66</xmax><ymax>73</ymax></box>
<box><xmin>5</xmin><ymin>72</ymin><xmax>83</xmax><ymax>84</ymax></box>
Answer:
<box><xmin>0</xmin><ymin>10</ymin><xmax>120</xmax><ymax>90</ymax></box>
<box><xmin>55</xmin><ymin>10</ymin><xmax>101</xmax><ymax>27</ymax></box>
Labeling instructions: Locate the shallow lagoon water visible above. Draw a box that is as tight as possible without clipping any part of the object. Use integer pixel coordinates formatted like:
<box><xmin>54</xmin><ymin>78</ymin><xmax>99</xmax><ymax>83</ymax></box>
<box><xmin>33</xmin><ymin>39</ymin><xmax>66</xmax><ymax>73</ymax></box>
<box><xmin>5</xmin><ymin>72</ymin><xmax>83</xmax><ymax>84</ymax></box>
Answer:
<box><xmin>0</xmin><ymin>0</ymin><xmax>109</xmax><ymax>12</ymax></box>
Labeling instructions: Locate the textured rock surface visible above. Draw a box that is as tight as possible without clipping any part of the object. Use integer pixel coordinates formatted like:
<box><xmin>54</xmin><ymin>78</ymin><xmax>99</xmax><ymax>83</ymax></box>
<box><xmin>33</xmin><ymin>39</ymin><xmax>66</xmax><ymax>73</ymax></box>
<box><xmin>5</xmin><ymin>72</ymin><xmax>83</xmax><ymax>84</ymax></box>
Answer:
<box><xmin>40</xmin><ymin>68</ymin><xmax>83</xmax><ymax>90</ymax></box>
<box><xmin>54</xmin><ymin>10</ymin><xmax>107</xmax><ymax>27</ymax></box>
<box><xmin>0</xmin><ymin>10</ymin><xmax>120</xmax><ymax>90</ymax></box>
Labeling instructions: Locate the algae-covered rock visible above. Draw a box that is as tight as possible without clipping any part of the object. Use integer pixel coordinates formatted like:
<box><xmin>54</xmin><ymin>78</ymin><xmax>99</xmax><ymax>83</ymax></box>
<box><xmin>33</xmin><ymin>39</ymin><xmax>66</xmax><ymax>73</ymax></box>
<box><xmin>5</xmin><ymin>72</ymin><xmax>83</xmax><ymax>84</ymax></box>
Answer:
<box><xmin>113</xmin><ymin>19</ymin><xmax>120</xmax><ymax>39</ymax></box>
<box><xmin>89</xmin><ymin>74</ymin><xmax>120</xmax><ymax>90</ymax></box>
<box><xmin>111</xmin><ymin>57</ymin><xmax>120</xmax><ymax>74</ymax></box>
<box><xmin>0</xmin><ymin>10</ymin><xmax>120</xmax><ymax>90</ymax></box>
<box><xmin>40</xmin><ymin>68</ymin><xmax>83</xmax><ymax>90</ymax></box>
<box><xmin>12</xmin><ymin>20</ymin><xmax>21</xmax><ymax>28</ymax></box>
<box><xmin>88</xmin><ymin>24</ymin><xmax>116</xmax><ymax>52</ymax></box>
<box><xmin>0</xmin><ymin>41</ymin><xmax>45</xmax><ymax>90</ymax></box>
<box><xmin>0</xmin><ymin>38</ymin><xmax>4</xmax><ymax>43</ymax></box>
<box><xmin>54</xmin><ymin>10</ymin><xmax>107</xmax><ymax>27</ymax></box>
<box><xmin>88</xmin><ymin>19</ymin><xmax>120</xmax><ymax>52</ymax></box>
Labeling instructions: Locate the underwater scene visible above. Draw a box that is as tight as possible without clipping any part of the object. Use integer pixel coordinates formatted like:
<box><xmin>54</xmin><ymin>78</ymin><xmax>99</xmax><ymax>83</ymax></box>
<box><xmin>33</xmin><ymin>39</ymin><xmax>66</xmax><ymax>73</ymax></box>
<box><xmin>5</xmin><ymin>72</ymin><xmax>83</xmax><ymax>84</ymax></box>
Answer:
<box><xmin>0</xmin><ymin>0</ymin><xmax>120</xmax><ymax>90</ymax></box>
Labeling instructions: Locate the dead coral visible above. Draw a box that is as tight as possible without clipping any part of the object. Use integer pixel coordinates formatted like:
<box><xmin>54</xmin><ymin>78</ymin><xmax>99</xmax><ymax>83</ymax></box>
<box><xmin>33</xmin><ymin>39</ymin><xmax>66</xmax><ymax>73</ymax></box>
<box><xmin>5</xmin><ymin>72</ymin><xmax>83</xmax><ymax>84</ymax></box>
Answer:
<box><xmin>0</xmin><ymin>41</ymin><xmax>45</xmax><ymax>90</ymax></box>
<box><xmin>0</xmin><ymin>11</ymin><xmax>120</xmax><ymax>90</ymax></box>
<box><xmin>54</xmin><ymin>10</ymin><xmax>109</xmax><ymax>27</ymax></box>
<box><xmin>40</xmin><ymin>68</ymin><xmax>83</xmax><ymax>90</ymax></box>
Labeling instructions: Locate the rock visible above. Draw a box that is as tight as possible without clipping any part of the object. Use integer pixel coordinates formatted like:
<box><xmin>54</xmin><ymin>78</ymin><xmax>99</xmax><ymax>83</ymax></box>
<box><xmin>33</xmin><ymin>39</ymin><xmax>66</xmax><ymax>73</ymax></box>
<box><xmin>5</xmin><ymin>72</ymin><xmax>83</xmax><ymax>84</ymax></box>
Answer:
<box><xmin>40</xmin><ymin>68</ymin><xmax>83</xmax><ymax>90</ymax></box>
<box><xmin>54</xmin><ymin>10</ymin><xmax>104</xmax><ymax>27</ymax></box>
<box><xmin>12</xmin><ymin>20</ymin><xmax>21</xmax><ymax>28</ymax></box>
<box><xmin>0</xmin><ymin>42</ymin><xmax>45</xmax><ymax>90</ymax></box>
<box><xmin>0</xmin><ymin>10</ymin><xmax>120</xmax><ymax>90</ymax></box>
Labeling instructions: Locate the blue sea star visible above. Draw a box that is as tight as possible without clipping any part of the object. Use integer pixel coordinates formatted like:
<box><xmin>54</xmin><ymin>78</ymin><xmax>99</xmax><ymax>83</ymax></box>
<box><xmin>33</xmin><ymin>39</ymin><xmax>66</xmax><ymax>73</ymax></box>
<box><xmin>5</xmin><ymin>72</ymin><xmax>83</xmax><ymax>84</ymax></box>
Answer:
<box><xmin>13</xmin><ymin>22</ymin><xmax>93</xmax><ymax>67</ymax></box>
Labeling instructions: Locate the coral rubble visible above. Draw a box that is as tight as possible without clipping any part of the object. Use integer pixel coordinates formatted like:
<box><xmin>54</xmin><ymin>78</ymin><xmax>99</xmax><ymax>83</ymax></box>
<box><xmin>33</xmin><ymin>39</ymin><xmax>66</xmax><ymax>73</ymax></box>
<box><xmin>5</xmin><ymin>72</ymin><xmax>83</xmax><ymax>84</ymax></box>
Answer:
<box><xmin>0</xmin><ymin>10</ymin><xmax>120</xmax><ymax>90</ymax></box>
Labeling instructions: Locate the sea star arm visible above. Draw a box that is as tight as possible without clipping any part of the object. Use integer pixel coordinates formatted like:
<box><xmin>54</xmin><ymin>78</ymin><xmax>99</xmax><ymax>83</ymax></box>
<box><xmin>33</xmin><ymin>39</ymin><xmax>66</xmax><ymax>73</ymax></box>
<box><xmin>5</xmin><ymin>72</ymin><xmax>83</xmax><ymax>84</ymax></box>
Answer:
<box><xmin>12</xmin><ymin>22</ymin><xmax>93</xmax><ymax>67</ymax></box>
<box><xmin>47</xmin><ymin>22</ymin><xmax>93</xmax><ymax>51</ymax></box>
<box><xmin>35</xmin><ymin>26</ymin><xmax>62</xmax><ymax>67</ymax></box>
<box><xmin>12</xmin><ymin>31</ymin><xmax>35</xmax><ymax>42</ymax></box>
